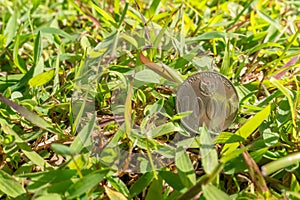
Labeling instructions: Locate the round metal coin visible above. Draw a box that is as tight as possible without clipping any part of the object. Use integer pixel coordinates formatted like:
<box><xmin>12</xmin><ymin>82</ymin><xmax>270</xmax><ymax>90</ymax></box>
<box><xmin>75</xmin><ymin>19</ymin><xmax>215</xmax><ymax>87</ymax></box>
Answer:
<box><xmin>176</xmin><ymin>71</ymin><xmax>239</xmax><ymax>133</ymax></box>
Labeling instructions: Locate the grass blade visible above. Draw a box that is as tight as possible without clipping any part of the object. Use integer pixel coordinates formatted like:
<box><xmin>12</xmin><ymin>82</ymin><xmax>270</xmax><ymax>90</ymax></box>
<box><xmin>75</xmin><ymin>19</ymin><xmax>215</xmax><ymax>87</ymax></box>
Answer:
<box><xmin>0</xmin><ymin>119</ymin><xmax>52</xmax><ymax>169</ymax></box>
<box><xmin>139</xmin><ymin>52</ymin><xmax>183</xmax><ymax>84</ymax></box>
<box><xmin>29</xmin><ymin>69</ymin><xmax>55</xmax><ymax>87</ymax></box>
<box><xmin>202</xmin><ymin>184</ymin><xmax>231</xmax><ymax>200</ymax></box>
<box><xmin>0</xmin><ymin>94</ymin><xmax>63</xmax><ymax>136</ymax></box>
<box><xmin>200</xmin><ymin>128</ymin><xmax>218</xmax><ymax>175</ymax></box>
<box><xmin>0</xmin><ymin>170</ymin><xmax>26</xmax><ymax>198</ymax></box>
<box><xmin>175</xmin><ymin>146</ymin><xmax>196</xmax><ymax>188</ymax></box>
<box><xmin>262</xmin><ymin>152</ymin><xmax>300</xmax><ymax>176</ymax></box>
<box><xmin>222</xmin><ymin>104</ymin><xmax>271</xmax><ymax>156</ymax></box>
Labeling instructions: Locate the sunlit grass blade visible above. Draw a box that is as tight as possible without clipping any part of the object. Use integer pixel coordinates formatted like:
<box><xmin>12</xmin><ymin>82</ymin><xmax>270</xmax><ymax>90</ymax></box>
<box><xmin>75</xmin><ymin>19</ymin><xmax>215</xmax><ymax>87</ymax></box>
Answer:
<box><xmin>222</xmin><ymin>104</ymin><xmax>271</xmax><ymax>156</ymax></box>
<box><xmin>262</xmin><ymin>152</ymin><xmax>300</xmax><ymax>176</ymax></box>
<box><xmin>29</xmin><ymin>69</ymin><xmax>55</xmax><ymax>87</ymax></box>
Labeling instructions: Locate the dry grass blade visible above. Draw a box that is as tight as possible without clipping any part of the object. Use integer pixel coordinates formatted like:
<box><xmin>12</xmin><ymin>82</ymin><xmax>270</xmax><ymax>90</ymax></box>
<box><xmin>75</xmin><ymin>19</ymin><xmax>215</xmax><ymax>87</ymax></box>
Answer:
<box><xmin>139</xmin><ymin>52</ymin><xmax>183</xmax><ymax>84</ymax></box>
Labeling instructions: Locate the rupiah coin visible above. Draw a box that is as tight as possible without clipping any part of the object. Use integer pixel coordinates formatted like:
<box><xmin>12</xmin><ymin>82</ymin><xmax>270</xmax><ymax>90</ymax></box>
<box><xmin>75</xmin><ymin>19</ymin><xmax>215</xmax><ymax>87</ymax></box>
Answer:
<box><xmin>176</xmin><ymin>71</ymin><xmax>239</xmax><ymax>133</ymax></box>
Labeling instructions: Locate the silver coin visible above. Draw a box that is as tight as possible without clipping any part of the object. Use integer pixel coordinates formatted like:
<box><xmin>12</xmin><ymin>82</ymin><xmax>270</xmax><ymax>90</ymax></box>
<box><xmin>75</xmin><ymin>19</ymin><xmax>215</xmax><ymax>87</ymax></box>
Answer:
<box><xmin>176</xmin><ymin>71</ymin><xmax>239</xmax><ymax>133</ymax></box>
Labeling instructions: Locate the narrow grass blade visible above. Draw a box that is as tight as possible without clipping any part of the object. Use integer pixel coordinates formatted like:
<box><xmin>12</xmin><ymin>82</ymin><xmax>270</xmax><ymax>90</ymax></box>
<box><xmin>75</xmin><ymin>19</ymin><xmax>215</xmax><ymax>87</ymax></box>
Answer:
<box><xmin>222</xmin><ymin>104</ymin><xmax>271</xmax><ymax>156</ymax></box>
<box><xmin>270</xmin><ymin>77</ymin><xmax>297</xmax><ymax>138</ymax></box>
<box><xmin>0</xmin><ymin>94</ymin><xmax>63</xmax><ymax>136</ymax></box>
<box><xmin>0</xmin><ymin>119</ymin><xmax>52</xmax><ymax>169</ymax></box>
<box><xmin>33</xmin><ymin>31</ymin><xmax>42</xmax><ymax>68</ymax></box>
<box><xmin>129</xmin><ymin>172</ymin><xmax>154</xmax><ymax>198</ymax></box>
<box><xmin>0</xmin><ymin>170</ymin><xmax>26</xmax><ymax>198</ymax></box>
<box><xmin>241</xmin><ymin>144</ymin><xmax>269</xmax><ymax>193</ymax></box>
<box><xmin>124</xmin><ymin>82</ymin><xmax>133</xmax><ymax>135</ymax></box>
<box><xmin>177</xmin><ymin>163</ymin><xmax>224</xmax><ymax>200</ymax></box>
<box><xmin>262</xmin><ymin>152</ymin><xmax>300</xmax><ymax>176</ymax></box>
<box><xmin>92</xmin><ymin>2</ymin><xmax>116</xmax><ymax>24</ymax></box>
<box><xmin>70</xmin><ymin>113</ymin><xmax>95</xmax><ymax>153</ymax></box>
<box><xmin>13</xmin><ymin>25</ymin><xmax>27</xmax><ymax>74</ymax></box>
<box><xmin>4</xmin><ymin>9</ymin><xmax>18</xmax><ymax>46</ymax></box>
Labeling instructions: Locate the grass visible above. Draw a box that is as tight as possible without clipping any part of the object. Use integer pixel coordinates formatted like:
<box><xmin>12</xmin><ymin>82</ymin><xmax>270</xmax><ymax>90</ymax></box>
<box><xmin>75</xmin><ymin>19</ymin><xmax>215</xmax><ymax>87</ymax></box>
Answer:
<box><xmin>0</xmin><ymin>0</ymin><xmax>299</xmax><ymax>199</ymax></box>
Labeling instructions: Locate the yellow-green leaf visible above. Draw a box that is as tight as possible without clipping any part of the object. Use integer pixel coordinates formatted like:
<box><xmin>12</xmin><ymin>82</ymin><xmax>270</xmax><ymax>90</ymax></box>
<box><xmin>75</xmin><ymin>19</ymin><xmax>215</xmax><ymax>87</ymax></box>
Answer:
<box><xmin>29</xmin><ymin>70</ymin><xmax>55</xmax><ymax>87</ymax></box>
<box><xmin>222</xmin><ymin>104</ymin><xmax>271</xmax><ymax>157</ymax></box>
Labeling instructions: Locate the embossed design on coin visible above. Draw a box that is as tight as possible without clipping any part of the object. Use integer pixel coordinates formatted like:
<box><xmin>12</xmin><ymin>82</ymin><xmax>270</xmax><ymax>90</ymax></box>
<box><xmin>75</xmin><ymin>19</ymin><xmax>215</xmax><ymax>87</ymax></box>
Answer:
<box><xmin>176</xmin><ymin>71</ymin><xmax>239</xmax><ymax>133</ymax></box>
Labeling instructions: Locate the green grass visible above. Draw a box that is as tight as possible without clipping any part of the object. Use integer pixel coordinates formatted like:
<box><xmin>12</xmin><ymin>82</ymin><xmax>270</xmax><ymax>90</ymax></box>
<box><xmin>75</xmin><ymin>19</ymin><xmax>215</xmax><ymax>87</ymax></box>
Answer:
<box><xmin>0</xmin><ymin>0</ymin><xmax>299</xmax><ymax>199</ymax></box>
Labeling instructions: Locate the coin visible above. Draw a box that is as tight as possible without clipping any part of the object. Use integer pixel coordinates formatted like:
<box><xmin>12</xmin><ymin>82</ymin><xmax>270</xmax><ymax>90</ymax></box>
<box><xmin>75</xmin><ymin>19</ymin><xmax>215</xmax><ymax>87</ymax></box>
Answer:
<box><xmin>176</xmin><ymin>71</ymin><xmax>239</xmax><ymax>133</ymax></box>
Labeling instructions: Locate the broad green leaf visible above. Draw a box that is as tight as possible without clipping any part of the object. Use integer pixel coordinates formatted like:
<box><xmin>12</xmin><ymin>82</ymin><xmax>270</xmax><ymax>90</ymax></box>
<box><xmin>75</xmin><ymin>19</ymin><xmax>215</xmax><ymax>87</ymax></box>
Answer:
<box><xmin>134</xmin><ymin>69</ymin><xmax>161</xmax><ymax>84</ymax></box>
<box><xmin>222</xmin><ymin>104</ymin><xmax>271</xmax><ymax>156</ymax></box>
<box><xmin>200</xmin><ymin>128</ymin><xmax>218</xmax><ymax>175</ymax></box>
<box><xmin>0</xmin><ymin>170</ymin><xmax>26</xmax><ymax>198</ymax></box>
<box><xmin>120</xmin><ymin>33</ymin><xmax>138</xmax><ymax>49</ymax></box>
<box><xmin>51</xmin><ymin>143</ymin><xmax>76</xmax><ymax>156</ymax></box>
<box><xmin>177</xmin><ymin>163</ymin><xmax>224</xmax><ymax>200</ymax></box>
<box><xmin>0</xmin><ymin>119</ymin><xmax>52</xmax><ymax>169</ymax></box>
<box><xmin>145</xmin><ymin>177</ymin><xmax>163</xmax><ymax>200</ymax></box>
<box><xmin>247</xmin><ymin>42</ymin><xmax>284</xmax><ymax>55</ymax></box>
<box><xmin>105</xmin><ymin>186</ymin><xmax>127</xmax><ymax>200</ymax></box>
<box><xmin>148</xmin><ymin>122</ymin><xmax>181</xmax><ymax>138</ymax></box>
<box><xmin>129</xmin><ymin>172</ymin><xmax>154</xmax><ymax>198</ymax></box>
<box><xmin>67</xmin><ymin>169</ymin><xmax>109</xmax><ymax>199</ymax></box>
<box><xmin>175</xmin><ymin>146</ymin><xmax>196</xmax><ymax>188</ymax></box>
<box><xmin>262</xmin><ymin>128</ymin><xmax>279</xmax><ymax>146</ymax></box>
<box><xmin>0</xmin><ymin>94</ymin><xmax>63</xmax><ymax>136</ymax></box>
<box><xmin>29</xmin><ymin>70</ymin><xmax>55</xmax><ymax>87</ymax></box>
<box><xmin>158</xmin><ymin>171</ymin><xmax>185</xmax><ymax>190</ymax></box>
<box><xmin>107</xmin><ymin>176</ymin><xmax>130</xmax><ymax>198</ymax></box>
<box><xmin>202</xmin><ymin>184</ymin><xmax>231</xmax><ymax>200</ymax></box>
<box><xmin>139</xmin><ymin>53</ymin><xmax>183</xmax><ymax>84</ymax></box>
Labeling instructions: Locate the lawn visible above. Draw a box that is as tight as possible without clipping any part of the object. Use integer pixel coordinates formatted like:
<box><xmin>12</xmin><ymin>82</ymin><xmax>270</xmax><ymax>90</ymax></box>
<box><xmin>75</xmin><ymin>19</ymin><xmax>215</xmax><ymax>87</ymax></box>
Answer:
<box><xmin>0</xmin><ymin>0</ymin><xmax>299</xmax><ymax>199</ymax></box>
